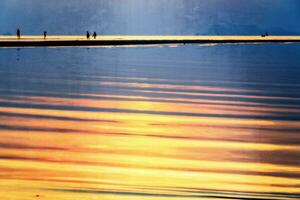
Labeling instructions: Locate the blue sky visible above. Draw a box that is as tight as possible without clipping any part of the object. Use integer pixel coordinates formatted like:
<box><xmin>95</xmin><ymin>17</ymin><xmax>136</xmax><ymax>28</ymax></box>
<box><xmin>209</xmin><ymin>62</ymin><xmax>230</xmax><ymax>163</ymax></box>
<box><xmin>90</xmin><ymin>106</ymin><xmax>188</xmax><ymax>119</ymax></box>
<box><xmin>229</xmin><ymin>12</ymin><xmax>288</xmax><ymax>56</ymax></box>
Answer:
<box><xmin>0</xmin><ymin>0</ymin><xmax>299</xmax><ymax>35</ymax></box>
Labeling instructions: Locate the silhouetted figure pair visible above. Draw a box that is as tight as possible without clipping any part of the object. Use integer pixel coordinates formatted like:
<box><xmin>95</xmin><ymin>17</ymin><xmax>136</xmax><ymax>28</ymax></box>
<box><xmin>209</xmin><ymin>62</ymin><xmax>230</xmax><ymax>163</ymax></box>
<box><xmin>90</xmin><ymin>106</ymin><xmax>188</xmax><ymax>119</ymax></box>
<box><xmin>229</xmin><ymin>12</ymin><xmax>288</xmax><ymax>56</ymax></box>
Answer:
<box><xmin>86</xmin><ymin>31</ymin><xmax>97</xmax><ymax>39</ymax></box>
<box><xmin>17</xmin><ymin>29</ymin><xmax>21</xmax><ymax>39</ymax></box>
<box><xmin>261</xmin><ymin>32</ymin><xmax>269</xmax><ymax>37</ymax></box>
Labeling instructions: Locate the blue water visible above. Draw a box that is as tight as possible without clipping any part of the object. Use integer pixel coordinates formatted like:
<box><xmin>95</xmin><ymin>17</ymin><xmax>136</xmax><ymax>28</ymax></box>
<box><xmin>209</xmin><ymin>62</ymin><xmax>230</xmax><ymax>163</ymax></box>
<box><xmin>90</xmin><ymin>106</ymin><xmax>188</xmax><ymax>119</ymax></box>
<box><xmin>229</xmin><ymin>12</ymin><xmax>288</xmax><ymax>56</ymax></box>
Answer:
<box><xmin>0</xmin><ymin>44</ymin><xmax>300</xmax><ymax>199</ymax></box>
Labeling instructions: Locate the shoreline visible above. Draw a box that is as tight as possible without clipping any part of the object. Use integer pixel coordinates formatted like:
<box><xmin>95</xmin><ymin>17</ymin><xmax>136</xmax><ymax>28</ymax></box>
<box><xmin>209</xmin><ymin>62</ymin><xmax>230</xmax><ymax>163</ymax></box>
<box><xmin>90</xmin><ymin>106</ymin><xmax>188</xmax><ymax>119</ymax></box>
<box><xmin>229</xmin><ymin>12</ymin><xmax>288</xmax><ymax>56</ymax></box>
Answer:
<box><xmin>1</xmin><ymin>35</ymin><xmax>300</xmax><ymax>47</ymax></box>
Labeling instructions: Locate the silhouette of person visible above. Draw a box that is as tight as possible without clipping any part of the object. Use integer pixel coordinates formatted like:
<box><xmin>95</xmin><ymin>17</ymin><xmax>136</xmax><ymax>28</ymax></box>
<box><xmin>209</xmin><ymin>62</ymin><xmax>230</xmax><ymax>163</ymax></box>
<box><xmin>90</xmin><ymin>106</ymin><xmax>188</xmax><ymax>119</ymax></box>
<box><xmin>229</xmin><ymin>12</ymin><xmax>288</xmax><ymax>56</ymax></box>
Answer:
<box><xmin>44</xmin><ymin>31</ymin><xmax>47</xmax><ymax>39</ymax></box>
<box><xmin>93</xmin><ymin>32</ymin><xmax>97</xmax><ymax>39</ymax></box>
<box><xmin>86</xmin><ymin>31</ymin><xmax>90</xmax><ymax>39</ymax></box>
<box><xmin>266</xmin><ymin>32</ymin><xmax>269</xmax><ymax>37</ymax></box>
<box><xmin>17</xmin><ymin>29</ymin><xmax>21</xmax><ymax>39</ymax></box>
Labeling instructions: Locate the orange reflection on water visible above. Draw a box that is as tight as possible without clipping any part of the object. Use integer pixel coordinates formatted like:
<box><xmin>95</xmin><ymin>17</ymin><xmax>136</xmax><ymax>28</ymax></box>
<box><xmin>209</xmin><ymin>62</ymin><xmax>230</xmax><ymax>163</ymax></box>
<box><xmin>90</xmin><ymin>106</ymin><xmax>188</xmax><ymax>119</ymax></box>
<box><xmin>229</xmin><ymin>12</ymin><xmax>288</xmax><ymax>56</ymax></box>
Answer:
<box><xmin>0</xmin><ymin>79</ymin><xmax>300</xmax><ymax>200</ymax></box>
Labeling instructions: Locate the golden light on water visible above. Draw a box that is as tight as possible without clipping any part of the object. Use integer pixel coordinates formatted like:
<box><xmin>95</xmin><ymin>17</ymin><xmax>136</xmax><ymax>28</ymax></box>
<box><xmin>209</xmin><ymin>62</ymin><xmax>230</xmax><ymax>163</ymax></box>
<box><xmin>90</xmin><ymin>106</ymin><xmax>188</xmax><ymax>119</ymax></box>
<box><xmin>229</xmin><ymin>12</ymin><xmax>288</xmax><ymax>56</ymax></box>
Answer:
<box><xmin>0</xmin><ymin>41</ymin><xmax>300</xmax><ymax>200</ymax></box>
<box><xmin>1</xmin><ymin>75</ymin><xmax>300</xmax><ymax>200</ymax></box>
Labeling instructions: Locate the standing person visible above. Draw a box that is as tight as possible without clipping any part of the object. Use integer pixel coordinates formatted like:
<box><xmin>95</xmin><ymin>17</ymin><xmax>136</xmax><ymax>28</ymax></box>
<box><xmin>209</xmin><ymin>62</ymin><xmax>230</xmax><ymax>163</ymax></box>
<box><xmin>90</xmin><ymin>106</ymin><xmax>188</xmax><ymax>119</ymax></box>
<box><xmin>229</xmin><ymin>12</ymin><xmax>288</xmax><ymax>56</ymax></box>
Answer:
<box><xmin>17</xmin><ymin>29</ymin><xmax>21</xmax><ymax>39</ymax></box>
<box><xmin>86</xmin><ymin>31</ymin><xmax>90</xmax><ymax>39</ymax></box>
<box><xmin>44</xmin><ymin>31</ymin><xmax>47</xmax><ymax>39</ymax></box>
<box><xmin>93</xmin><ymin>32</ymin><xmax>97</xmax><ymax>39</ymax></box>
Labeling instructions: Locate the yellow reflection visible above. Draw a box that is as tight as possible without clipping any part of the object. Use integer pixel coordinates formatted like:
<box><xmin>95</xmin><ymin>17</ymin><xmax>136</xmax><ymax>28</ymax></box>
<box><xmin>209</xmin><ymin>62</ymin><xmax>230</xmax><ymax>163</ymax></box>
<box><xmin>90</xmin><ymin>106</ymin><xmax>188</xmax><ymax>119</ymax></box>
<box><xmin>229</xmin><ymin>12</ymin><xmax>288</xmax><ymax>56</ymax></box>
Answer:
<box><xmin>1</xmin><ymin>88</ymin><xmax>300</xmax><ymax>199</ymax></box>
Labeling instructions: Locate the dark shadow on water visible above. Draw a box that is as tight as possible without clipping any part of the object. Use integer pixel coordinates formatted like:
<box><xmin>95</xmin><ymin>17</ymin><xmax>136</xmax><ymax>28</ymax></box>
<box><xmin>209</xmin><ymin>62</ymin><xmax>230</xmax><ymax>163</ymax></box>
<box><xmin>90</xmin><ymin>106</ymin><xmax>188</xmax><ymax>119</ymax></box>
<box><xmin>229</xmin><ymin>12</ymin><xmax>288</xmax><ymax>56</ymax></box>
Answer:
<box><xmin>48</xmin><ymin>188</ymin><xmax>300</xmax><ymax>200</ymax></box>
<box><xmin>1</xmin><ymin>102</ymin><xmax>300</xmax><ymax>121</ymax></box>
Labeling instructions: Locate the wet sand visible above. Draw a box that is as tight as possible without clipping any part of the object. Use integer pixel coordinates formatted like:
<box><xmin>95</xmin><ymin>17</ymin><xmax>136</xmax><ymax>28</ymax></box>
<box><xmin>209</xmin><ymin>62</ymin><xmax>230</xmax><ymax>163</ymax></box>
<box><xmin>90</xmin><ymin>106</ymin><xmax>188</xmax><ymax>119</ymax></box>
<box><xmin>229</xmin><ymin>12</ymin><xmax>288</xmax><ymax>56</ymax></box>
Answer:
<box><xmin>1</xmin><ymin>35</ymin><xmax>300</xmax><ymax>47</ymax></box>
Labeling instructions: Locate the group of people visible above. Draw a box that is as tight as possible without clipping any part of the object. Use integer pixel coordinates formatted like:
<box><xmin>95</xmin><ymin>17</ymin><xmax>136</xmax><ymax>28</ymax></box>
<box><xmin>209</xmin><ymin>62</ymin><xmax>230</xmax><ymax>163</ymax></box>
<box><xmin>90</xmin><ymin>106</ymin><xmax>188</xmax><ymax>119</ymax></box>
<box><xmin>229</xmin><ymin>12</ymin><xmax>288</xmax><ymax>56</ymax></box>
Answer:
<box><xmin>16</xmin><ymin>29</ymin><xmax>97</xmax><ymax>40</ymax></box>
<box><xmin>86</xmin><ymin>31</ymin><xmax>97</xmax><ymax>39</ymax></box>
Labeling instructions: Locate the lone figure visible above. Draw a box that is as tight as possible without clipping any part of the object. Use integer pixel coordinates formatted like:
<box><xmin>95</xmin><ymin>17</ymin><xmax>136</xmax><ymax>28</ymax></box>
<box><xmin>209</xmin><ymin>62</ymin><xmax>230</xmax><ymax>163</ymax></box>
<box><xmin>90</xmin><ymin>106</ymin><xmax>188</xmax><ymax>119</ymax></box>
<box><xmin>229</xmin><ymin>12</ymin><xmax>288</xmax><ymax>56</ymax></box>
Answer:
<box><xmin>93</xmin><ymin>32</ymin><xmax>97</xmax><ymax>39</ymax></box>
<box><xmin>44</xmin><ymin>31</ymin><xmax>47</xmax><ymax>39</ymax></box>
<box><xmin>17</xmin><ymin>29</ymin><xmax>21</xmax><ymax>39</ymax></box>
<box><xmin>86</xmin><ymin>31</ymin><xmax>90</xmax><ymax>39</ymax></box>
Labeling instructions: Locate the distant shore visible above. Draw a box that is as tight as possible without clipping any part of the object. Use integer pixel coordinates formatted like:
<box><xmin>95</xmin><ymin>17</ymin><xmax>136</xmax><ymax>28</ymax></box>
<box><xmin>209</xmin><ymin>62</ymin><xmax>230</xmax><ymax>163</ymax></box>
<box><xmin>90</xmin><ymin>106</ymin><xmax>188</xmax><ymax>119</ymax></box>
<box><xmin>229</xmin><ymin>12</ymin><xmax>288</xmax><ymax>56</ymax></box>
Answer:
<box><xmin>1</xmin><ymin>35</ymin><xmax>300</xmax><ymax>47</ymax></box>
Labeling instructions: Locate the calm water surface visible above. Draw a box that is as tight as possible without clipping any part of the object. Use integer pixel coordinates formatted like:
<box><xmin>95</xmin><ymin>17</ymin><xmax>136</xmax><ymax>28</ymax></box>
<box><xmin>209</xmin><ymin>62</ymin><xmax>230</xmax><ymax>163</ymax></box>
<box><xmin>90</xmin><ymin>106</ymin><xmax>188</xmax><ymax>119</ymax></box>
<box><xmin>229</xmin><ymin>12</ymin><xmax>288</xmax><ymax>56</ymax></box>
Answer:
<box><xmin>0</xmin><ymin>44</ymin><xmax>300</xmax><ymax>199</ymax></box>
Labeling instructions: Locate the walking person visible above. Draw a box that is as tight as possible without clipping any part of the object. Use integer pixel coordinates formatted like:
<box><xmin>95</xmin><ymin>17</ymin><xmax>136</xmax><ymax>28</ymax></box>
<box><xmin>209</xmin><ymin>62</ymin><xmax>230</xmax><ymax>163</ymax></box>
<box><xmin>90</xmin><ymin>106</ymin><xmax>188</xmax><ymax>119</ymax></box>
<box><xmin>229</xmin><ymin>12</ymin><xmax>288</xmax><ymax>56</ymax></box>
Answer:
<box><xmin>44</xmin><ymin>31</ymin><xmax>47</xmax><ymax>39</ymax></box>
<box><xmin>17</xmin><ymin>29</ymin><xmax>21</xmax><ymax>39</ymax></box>
<box><xmin>93</xmin><ymin>32</ymin><xmax>97</xmax><ymax>39</ymax></box>
<box><xmin>86</xmin><ymin>31</ymin><xmax>90</xmax><ymax>39</ymax></box>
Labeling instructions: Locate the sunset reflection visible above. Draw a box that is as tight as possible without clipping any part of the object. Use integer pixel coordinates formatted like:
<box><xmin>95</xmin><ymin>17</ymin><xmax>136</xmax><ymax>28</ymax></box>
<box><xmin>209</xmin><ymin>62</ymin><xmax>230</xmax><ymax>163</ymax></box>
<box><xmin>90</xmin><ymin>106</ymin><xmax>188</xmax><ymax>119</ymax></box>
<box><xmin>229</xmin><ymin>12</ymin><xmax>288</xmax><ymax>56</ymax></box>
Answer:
<box><xmin>1</xmin><ymin>44</ymin><xmax>300</xmax><ymax>199</ymax></box>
